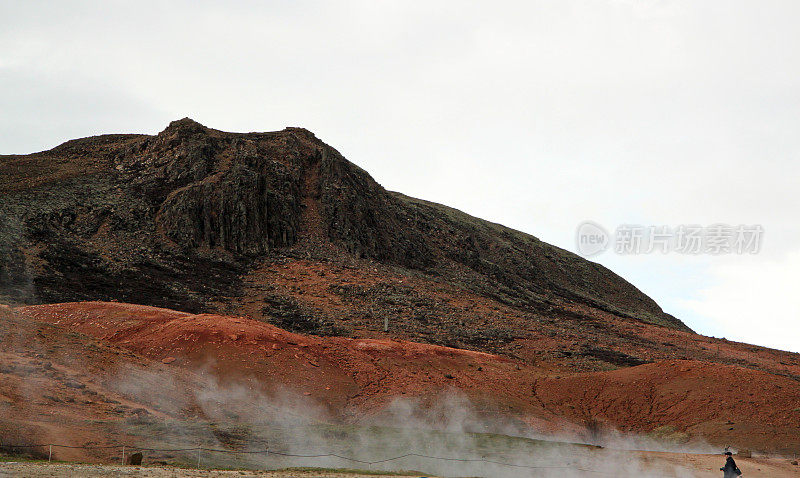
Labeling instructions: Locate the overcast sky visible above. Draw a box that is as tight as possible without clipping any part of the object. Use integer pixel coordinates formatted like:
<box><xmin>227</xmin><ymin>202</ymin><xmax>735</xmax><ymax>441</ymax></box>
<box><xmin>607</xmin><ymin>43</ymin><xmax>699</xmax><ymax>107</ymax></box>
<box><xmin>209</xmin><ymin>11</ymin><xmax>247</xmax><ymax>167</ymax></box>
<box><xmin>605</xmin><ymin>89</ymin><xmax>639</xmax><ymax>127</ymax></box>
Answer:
<box><xmin>1</xmin><ymin>1</ymin><xmax>798</xmax><ymax>352</ymax></box>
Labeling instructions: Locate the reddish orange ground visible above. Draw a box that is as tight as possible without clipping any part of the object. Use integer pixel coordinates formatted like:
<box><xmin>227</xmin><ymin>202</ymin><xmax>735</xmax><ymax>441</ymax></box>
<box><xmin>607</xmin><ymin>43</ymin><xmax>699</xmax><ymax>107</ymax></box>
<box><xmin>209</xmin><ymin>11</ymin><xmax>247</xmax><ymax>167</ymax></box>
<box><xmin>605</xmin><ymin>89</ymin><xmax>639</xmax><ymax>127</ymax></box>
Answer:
<box><xmin>4</xmin><ymin>301</ymin><xmax>800</xmax><ymax>457</ymax></box>
<box><xmin>232</xmin><ymin>257</ymin><xmax>800</xmax><ymax>382</ymax></box>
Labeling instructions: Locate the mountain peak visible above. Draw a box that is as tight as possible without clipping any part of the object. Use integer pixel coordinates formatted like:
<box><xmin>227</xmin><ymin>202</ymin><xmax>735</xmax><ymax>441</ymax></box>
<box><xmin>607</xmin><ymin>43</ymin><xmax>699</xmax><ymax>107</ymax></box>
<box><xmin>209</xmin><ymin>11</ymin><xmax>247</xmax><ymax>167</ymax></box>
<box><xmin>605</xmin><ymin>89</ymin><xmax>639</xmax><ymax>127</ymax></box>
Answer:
<box><xmin>159</xmin><ymin>117</ymin><xmax>209</xmax><ymax>138</ymax></box>
<box><xmin>283</xmin><ymin>126</ymin><xmax>317</xmax><ymax>139</ymax></box>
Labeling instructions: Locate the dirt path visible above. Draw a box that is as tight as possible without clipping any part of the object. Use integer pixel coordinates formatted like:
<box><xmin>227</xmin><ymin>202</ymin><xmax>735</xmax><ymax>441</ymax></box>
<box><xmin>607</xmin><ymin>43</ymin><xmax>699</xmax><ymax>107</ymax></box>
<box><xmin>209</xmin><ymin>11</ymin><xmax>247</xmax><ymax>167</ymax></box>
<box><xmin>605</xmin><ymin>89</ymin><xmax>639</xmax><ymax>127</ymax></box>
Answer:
<box><xmin>634</xmin><ymin>451</ymin><xmax>799</xmax><ymax>477</ymax></box>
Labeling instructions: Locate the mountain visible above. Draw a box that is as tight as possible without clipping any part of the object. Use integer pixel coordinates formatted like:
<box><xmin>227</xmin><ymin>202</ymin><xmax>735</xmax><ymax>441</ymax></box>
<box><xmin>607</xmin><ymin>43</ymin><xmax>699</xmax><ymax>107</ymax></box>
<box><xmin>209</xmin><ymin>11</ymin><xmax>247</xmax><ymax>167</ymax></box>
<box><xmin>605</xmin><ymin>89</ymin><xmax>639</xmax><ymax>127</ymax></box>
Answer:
<box><xmin>0</xmin><ymin>119</ymin><xmax>686</xmax><ymax>358</ymax></box>
<box><xmin>2</xmin><ymin>120</ymin><xmax>800</xmax><ymax>457</ymax></box>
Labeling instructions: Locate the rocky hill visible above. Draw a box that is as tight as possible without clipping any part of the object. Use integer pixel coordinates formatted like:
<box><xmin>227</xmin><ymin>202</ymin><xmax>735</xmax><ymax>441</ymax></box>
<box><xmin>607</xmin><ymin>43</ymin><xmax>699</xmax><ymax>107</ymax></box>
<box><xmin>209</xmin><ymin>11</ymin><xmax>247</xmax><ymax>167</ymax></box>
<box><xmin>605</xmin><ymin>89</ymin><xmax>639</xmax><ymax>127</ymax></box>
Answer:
<box><xmin>0</xmin><ymin>119</ymin><xmax>686</xmax><ymax>355</ymax></box>
<box><xmin>3</xmin><ymin>120</ymin><xmax>800</xmax><ymax>457</ymax></box>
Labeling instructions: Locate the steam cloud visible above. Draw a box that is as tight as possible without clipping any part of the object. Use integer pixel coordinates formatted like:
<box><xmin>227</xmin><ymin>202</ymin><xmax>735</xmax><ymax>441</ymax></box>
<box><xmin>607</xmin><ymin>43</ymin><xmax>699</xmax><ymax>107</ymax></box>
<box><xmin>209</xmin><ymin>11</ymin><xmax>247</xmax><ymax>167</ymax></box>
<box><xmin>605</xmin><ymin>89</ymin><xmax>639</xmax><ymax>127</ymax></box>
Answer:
<box><xmin>104</xmin><ymin>361</ymin><xmax>716</xmax><ymax>477</ymax></box>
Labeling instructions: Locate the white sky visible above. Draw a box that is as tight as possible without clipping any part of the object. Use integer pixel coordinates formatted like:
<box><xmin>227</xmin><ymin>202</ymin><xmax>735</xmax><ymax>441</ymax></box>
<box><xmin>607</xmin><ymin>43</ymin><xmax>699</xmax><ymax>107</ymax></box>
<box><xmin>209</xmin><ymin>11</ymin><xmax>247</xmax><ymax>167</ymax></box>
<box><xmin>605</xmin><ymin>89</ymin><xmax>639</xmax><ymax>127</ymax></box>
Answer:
<box><xmin>1</xmin><ymin>1</ymin><xmax>798</xmax><ymax>352</ymax></box>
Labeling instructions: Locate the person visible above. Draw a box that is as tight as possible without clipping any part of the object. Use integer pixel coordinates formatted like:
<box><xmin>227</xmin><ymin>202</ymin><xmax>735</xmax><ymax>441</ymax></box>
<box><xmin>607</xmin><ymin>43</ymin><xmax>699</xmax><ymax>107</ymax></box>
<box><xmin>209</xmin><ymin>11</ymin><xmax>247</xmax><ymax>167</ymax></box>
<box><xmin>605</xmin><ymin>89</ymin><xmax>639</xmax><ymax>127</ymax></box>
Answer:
<box><xmin>720</xmin><ymin>451</ymin><xmax>741</xmax><ymax>477</ymax></box>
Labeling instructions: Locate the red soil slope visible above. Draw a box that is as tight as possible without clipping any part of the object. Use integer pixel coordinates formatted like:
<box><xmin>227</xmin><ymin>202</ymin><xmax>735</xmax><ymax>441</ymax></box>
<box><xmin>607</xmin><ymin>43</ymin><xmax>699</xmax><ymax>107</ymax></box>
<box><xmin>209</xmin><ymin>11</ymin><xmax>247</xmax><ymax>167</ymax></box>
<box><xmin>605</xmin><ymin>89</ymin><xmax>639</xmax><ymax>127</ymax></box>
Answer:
<box><xmin>8</xmin><ymin>301</ymin><xmax>800</xmax><ymax>454</ymax></box>
<box><xmin>14</xmin><ymin>302</ymin><xmax>517</xmax><ymax>415</ymax></box>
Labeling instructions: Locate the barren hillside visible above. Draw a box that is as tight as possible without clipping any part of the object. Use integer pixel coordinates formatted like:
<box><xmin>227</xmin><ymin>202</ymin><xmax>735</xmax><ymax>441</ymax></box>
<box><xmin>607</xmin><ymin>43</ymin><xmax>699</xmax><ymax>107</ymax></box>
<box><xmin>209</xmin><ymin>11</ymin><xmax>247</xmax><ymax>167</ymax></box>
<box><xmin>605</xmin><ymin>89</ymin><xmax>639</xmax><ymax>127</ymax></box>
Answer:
<box><xmin>2</xmin><ymin>121</ymin><xmax>799</xmax><ymax>468</ymax></box>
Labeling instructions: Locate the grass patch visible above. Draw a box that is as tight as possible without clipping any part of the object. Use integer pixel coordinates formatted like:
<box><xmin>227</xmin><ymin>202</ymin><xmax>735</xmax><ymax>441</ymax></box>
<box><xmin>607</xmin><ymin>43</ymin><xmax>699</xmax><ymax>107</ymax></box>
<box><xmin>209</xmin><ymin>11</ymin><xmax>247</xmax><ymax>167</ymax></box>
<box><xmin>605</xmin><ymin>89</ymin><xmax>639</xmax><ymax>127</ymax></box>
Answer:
<box><xmin>0</xmin><ymin>451</ymin><xmax>50</xmax><ymax>463</ymax></box>
<box><xmin>277</xmin><ymin>467</ymin><xmax>427</xmax><ymax>476</ymax></box>
<box><xmin>648</xmin><ymin>425</ymin><xmax>690</xmax><ymax>445</ymax></box>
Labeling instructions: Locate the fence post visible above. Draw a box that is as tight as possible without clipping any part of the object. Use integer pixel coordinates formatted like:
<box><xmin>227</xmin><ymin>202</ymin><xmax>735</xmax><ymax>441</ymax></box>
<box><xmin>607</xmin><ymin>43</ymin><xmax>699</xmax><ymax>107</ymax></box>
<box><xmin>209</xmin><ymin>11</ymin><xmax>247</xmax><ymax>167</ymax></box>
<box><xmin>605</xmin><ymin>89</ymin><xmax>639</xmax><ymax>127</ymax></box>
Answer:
<box><xmin>122</xmin><ymin>445</ymin><xmax>125</xmax><ymax>465</ymax></box>
<box><xmin>48</xmin><ymin>445</ymin><xmax>52</xmax><ymax>463</ymax></box>
<box><xmin>197</xmin><ymin>447</ymin><xmax>201</xmax><ymax>468</ymax></box>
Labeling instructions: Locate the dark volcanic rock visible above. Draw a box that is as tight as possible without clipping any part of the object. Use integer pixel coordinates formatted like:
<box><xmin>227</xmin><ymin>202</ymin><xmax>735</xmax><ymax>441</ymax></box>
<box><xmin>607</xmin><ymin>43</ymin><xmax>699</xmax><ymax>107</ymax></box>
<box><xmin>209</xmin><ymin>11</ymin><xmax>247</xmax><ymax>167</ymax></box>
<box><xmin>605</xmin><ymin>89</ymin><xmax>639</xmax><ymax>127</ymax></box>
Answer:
<box><xmin>127</xmin><ymin>452</ymin><xmax>143</xmax><ymax>466</ymax></box>
<box><xmin>319</xmin><ymin>146</ymin><xmax>434</xmax><ymax>269</ymax></box>
<box><xmin>0</xmin><ymin>118</ymin><xmax>690</xmax><ymax>333</ymax></box>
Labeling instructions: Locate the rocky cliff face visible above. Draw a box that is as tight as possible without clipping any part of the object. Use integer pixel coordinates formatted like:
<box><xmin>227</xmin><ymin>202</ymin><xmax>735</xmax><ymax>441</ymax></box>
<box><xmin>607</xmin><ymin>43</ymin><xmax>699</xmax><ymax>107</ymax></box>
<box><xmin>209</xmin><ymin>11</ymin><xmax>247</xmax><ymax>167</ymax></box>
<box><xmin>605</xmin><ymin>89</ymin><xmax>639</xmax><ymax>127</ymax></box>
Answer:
<box><xmin>0</xmin><ymin>119</ymin><xmax>689</xmax><ymax>344</ymax></box>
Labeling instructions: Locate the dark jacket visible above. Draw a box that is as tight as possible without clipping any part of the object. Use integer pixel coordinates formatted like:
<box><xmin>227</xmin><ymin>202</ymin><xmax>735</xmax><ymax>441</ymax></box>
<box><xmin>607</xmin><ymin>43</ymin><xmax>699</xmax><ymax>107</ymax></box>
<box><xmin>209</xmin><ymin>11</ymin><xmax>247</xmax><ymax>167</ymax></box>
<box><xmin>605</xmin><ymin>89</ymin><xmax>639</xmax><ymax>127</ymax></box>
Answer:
<box><xmin>720</xmin><ymin>456</ymin><xmax>741</xmax><ymax>477</ymax></box>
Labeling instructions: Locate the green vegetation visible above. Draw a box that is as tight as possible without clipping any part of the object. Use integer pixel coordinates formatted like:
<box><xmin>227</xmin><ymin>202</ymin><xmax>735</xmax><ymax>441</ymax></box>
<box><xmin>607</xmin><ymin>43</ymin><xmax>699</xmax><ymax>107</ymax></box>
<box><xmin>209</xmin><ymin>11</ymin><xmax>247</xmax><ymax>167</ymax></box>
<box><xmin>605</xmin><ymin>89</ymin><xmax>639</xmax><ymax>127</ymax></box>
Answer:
<box><xmin>648</xmin><ymin>425</ymin><xmax>690</xmax><ymax>445</ymax></box>
<box><xmin>112</xmin><ymin>415</ymin><xmax>586</xmax><ymax>472</ymax></box>
<box><xmin>276</xmin><ymin>467</ymin><xmax>427</xmax><ymax>476</ymax></box>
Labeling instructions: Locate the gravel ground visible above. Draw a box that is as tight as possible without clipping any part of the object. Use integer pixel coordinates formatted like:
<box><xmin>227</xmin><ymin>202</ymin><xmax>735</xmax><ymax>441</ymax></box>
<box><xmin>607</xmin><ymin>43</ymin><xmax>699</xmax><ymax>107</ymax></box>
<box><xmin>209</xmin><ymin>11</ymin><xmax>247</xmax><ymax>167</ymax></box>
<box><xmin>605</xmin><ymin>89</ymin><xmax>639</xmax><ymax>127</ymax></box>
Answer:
<box><xmin>2</xmin><ymin>455</ymin><xmax>799</xmax><ymax>478</ymax></box>
<box><xmin>0</xmin><ymin>463</ymin><xmax>428</xmax><ymax>478</ymax></box>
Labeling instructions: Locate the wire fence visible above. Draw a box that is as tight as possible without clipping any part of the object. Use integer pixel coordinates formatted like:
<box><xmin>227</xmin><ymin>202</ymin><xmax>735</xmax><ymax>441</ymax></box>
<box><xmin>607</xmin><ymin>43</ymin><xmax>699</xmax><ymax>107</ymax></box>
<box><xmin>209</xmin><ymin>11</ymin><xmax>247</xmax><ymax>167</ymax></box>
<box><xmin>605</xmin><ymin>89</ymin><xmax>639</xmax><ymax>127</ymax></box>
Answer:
<box><xmin>0</xmin><ymin>442</ymin><xmax>616</xmax><ymax>475</ymax></box>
